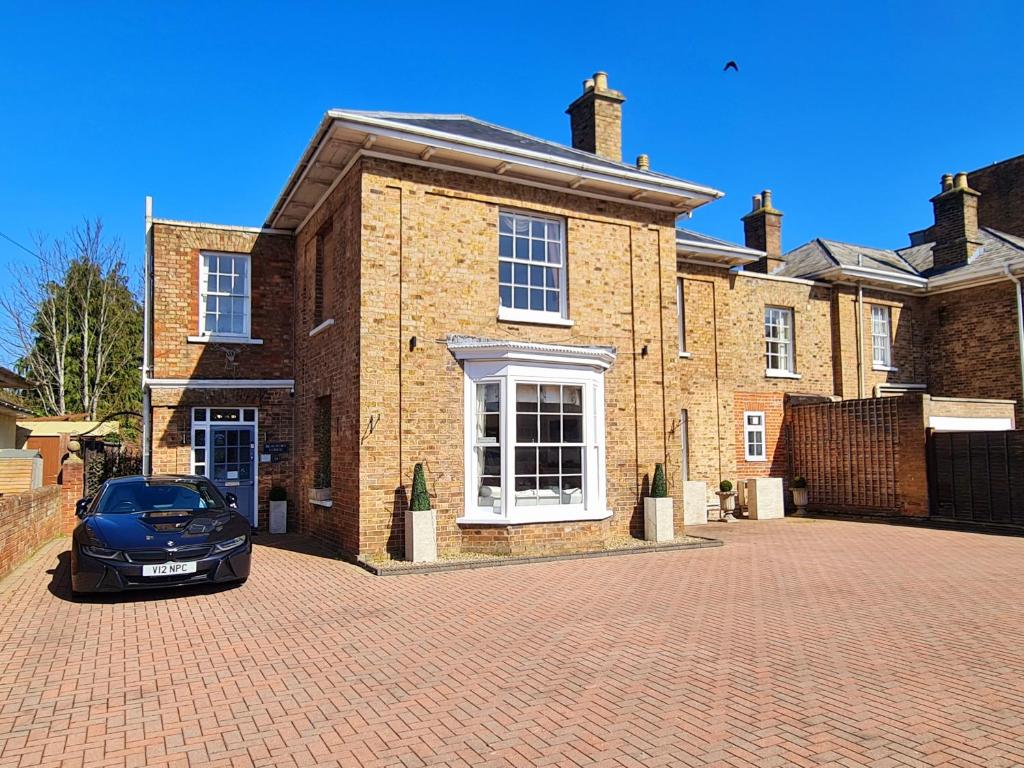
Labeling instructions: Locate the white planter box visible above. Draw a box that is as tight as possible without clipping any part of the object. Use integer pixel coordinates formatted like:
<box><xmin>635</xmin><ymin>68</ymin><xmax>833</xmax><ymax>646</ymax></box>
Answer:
<box><xmin>405</xmin><ymin>508</ymin><xmax>437</xmax><ymax>562</ymax></box>
<box><xmin>683</xmin><ymin>481</ymin><xmax>708</xmax><ymax>526</ymax></box>
<box><xmin>309</xmin><ymin>487</ymin><xmax>331</xmax><ymax>502</ymax></box>
<box><xmin>643</xmin><ymin>497</ymin><xmax>674</xmax><ymax>542</ymax></box>
<box><xmin>747</xmin><ymin>478</ymin><xmax>784</xmax><ymax>520</ymax></box>
<box><xmin>269</xmin><ymin>500</ymin><xmax>287</xmax><ymax>534</ymax></box>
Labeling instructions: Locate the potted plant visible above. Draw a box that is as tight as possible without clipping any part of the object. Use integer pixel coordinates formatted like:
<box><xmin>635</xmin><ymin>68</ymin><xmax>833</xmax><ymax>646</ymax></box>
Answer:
<box><xmin>791</xmin><ymin>476</ymin><xmax>808</xmax><ymax>514</ymax></box>
<box><xmin>405</xmin><ymin>463</ymin><xmax>437</xmax><ymax>562</ymax></box>
<box><xmin>269</xmin><ymin>485</ymin><xmax>288</xmax><ymax>534</ymax></box>
<box><xmin>716</xmin><ymin>479</ymin><xmax>737</xmax><ymax>522</ymax></box>
<box><xmin>643</xmin><ymin>463</ymin><xmax>674</xmax><ymax>542</ymax></box>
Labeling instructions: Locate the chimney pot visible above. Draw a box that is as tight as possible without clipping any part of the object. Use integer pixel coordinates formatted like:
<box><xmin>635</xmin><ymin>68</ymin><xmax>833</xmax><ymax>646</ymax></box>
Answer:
<box><xmin>583</xmin><ymin>78</ymin><xmax>594</xmax><ymax>92</ymax></box>
<box><xmin>751</xmin><ymin>194</ymin><xmax>762</xmax><ymax>211</ymax></box>
<box><xmin>636</xmin><ymin>153</ymin><xmax>650</xmax><ymax>170</ymax></box>
<box><xmin>593</xmin><ymin>71</ymin><xmax>608</xmax><ymax>90</ymax></box>
<box><xmin>941</xmin><ymin>173</ymin><xmax>954</xmax><ymax>192</ymax></box>
<box><xmin>954</xmin><ymin>172</ymin><xmax>969</xmax><ymax>190</ymax></box>
<box><xmin>762</xmin><ymin>189</ymin><xmax>773</xmax><ymax>209</ymax></box>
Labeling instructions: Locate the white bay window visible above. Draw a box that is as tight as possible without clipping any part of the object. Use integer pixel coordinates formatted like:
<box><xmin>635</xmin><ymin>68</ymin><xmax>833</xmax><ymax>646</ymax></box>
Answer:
<box><xmin>450</xmin><ymin>337</ymin><xmax>613</xmax><ymax>525</ymax></box>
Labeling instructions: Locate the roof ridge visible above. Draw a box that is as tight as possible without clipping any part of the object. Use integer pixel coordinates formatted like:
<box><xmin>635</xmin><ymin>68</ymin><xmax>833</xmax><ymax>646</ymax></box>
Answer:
<box><xmin>981</xmin><ymin>227</ymin><xmax>1024</xmax><ymax>252</ymax></box>
<box><xmin>815</xmin><ymin>238</ymin><xmax>842</xmax><ymax>267</ymax></box>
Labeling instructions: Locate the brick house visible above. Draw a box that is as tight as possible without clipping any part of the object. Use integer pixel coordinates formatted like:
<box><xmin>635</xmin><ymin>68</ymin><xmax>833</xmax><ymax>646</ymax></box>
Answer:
<box><xmin>142</xmin><ymin>74</ymin><xmax>1024</xmax><ymax>557</ymax></box>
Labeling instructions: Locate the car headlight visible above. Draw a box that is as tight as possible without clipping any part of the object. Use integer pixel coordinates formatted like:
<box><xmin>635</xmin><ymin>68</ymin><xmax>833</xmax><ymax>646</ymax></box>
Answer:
<box><xmin>214</xmin><ymin>535</ymin><xmax>247</xmax><ymax>553</ymax></box>
<box><xmin>82</xmin><ymin>545</ymin><xmax>123</xmax><ymax>560</ymax></box>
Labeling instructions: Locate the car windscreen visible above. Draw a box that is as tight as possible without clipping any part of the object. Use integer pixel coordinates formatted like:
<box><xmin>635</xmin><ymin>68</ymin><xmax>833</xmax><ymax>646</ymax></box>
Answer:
<box><xmin>96</xmin><ymin>481</ymin><xmax>227</xmax><ymax>514</ymax></box>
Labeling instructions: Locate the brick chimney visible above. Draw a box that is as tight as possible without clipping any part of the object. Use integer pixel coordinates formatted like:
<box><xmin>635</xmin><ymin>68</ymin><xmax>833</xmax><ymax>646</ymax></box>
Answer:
<box><xmin>930</xmin><ymin>172</ymin><xmax>982</xmax><ymax>271</ymax></box>
<box><xmin>742</xmin><ymin>190</ymin><xmax>785</xmax><ymax>273</ymax></box>
<box><xmin>566</xmin><ymin>72</ymin><xmax>625</xmax><ymax>162</ymax></box>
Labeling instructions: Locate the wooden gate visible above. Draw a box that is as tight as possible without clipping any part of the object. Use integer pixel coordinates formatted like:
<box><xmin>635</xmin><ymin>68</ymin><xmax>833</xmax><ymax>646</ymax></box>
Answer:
<box><xmin>927</xmin><ymin>431</ymin><xmax>1024</xmax><ymax>524</ymax></box>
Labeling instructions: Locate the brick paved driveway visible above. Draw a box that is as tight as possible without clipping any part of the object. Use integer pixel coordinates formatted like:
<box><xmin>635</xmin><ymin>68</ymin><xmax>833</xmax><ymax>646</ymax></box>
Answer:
<box><xmin>2</xmin><ymin>519</ymin><xmax>1024</xmax><ymax>768</ymax></box>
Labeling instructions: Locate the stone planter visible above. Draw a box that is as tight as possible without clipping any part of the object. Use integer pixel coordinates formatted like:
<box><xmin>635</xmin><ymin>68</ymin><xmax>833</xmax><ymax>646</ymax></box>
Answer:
<box><xmin>309</xmin><ymin>487</ymin><xmax>331</xmax><ymax>503</ymax></box>
<box><xmin>643</xmin><ymin>496</ymin><xmax>674</xmax><ymax>542</ymax></box>
<box><xmin>716</xmin><ymin>491</ymin><xmax>737</xmax><ymax>522</ymax></box>
<box><xmin>405</xmin><ymin>508</ymin><xmax>437</xmax><ymax>562</ymax></box>
<box><xmin>682</xmin><ymin>481</ymin><xmax>708</xmax><ymax>526</ymax></box>
<box><xmin>792</xmin><ymin>487</ymin><xmax>809</xmax><ymax>514</ymax></box>
<box><xmin>747</xmin><ymin>477</ymin><xmax>784</xmax><ymax>520</ymax></box>
<box><xmin>269</xmin><ymin>500</ymin><xmax>287</xmax><ymax>534</ymax></box>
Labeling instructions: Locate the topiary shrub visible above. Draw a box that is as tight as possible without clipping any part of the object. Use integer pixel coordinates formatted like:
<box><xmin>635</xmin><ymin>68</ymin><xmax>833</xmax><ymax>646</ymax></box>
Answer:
<box><xmin>791</xmin><ymin>476</ymin><xmax>807</xmax><ymax>489</ymax></box>
<box><xmin>410</xmin><ymin>463</ymin><xmax>431</xmax><ymax>512</ymax></box>
<box><xmin>719</xmin><ymin>479</ymin><xmax>733</xmax><ymax>493</ymax></box>
<box><xmin>269</xmin><ymin>486</ymin><xmax>287</xmax><ymax>502</ymax></box>
<box><xmin>650</xmin><ymin>463</ymin><xmax>668</xmax><ymax>498</ymax></box>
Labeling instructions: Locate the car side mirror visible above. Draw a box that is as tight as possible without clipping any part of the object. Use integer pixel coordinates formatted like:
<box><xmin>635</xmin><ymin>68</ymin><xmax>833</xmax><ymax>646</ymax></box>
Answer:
<box><xmin>75</xmin><ymin>498</ymin><xmax>92</xmax><ymax>518</ymax></box>
<box><xmin>225</xmin><ymin>492</ymin><xmax>238</xmax><ymax>510</ymax></box>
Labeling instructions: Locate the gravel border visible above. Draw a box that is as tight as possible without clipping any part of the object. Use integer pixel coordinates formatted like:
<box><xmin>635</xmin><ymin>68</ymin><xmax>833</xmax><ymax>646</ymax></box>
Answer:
<box><xmin>356</xmin><ymin>535</ymin><xmax>723</xmax><ymax>576</ymax></box>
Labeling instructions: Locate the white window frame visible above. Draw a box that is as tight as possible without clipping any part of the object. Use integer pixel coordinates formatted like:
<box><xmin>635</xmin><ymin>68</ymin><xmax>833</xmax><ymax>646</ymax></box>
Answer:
<box><xmin>197</xmin><ymin>251</ymin><xmax>252</xmax><ymax>340</ymax></box>
<box><xmin>677</xmin><ymin>278</ymin><xmax>690</xmax><ymax>357</ymax></box>
<box><xmin>871</xmin><ymin>304</ymin><xmax>894</xmax><ymax>369</ymax></box>
<box><xmin>496</xmin><ymin>210</ymin><xmax>571</xmax><ymax>327</ymax></box>
<box><xmin>457</xmin><ymin>357</ymin><xmax>609</xmax><ymax>526</ymax></box>
<box><xmin>764</xmin><ymin>306</ymin><xmax>796</xmax><ymax>376</ymax></box>
<box><xmin>743</xmin><ymin>411</ymin><xmax>767</xmax><ymax>462</ymax></box>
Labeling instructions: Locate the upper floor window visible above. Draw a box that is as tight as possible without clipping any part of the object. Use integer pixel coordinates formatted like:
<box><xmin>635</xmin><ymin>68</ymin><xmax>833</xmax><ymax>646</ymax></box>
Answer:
<box><xmin>764</xmin><ymin>306</ymin><xmax>795</xmax><ymax>374</ymax></box>
<box><xmin>200</xmin><ymin>252</ymin><xmax>250</xmax><ymax>337</ymax></box>
<box><xmin>676</xmin><ymin>278</ymin><xmax>687</xmax><ymax>356</ymax></box>
<box><xmin>498</xmin><ymin>211</ymin><xmax>567</xmax><ymax>323</ymax></box>
<box><xmin>871</xmin><ymin>305</ymin><xmax>893</xmax><ymax>368</ymax></box>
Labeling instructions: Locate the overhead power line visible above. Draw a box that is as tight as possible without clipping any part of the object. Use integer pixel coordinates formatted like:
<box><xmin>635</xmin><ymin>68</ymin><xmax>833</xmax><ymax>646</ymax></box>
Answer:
<box><xmin>0</xmin><ymin>229</ymin><xmax>38</xmax><ymax>258</ymax></box>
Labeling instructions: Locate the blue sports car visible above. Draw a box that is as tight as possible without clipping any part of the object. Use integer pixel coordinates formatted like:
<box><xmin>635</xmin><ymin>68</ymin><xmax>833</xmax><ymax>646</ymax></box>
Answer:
<box><xmin>71</xmin><ymin>475</ymin><xmax>252</xmax><ymax>595</ymax></box>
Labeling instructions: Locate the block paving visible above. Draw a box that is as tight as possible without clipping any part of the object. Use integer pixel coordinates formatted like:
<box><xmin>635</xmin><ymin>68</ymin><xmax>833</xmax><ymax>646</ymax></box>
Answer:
<box><xmin>2</xmin><ymin>519</ymin><xmax>1023</xmax><ymax>767</ymax></box>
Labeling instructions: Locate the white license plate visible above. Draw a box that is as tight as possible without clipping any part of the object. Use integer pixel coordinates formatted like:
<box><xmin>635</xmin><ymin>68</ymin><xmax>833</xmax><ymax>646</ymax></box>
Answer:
<box><xmin>142</xmin><ymin>561</ymin><xmax>198</xmax><ymax>577</ymax></box>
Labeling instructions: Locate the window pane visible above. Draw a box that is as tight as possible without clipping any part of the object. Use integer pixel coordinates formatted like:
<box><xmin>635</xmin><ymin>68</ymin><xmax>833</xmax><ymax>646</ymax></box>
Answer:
<box><xmin>482</xmin><ymin>447</ymin><xmax>501</xmax><ymax>475</ymax></box>
<box><xmin>561</xmin><ymin>447</ymin><xmax>582</xmax><ymax>473</ymax></box>
<box><xmin>530</xmin><ymin>289</ymin><xmax>544</xmax><ymax>311</ymax></box>
<box><xmin>538</xmin><ymin>476</ymin><xmax>560</xmax><ymax>504</ymax></box>
<box><xmin>530</xmin><ymin>265</ymin><xmax>544</xmax><ymax>286</ymax></box>
<box><xmin>539</xmin><ymin>415</ymin><xmax>561</xmax><ymax>442</ymax></box>
<box><xmin>515</xmin><ymin>447</ymin><xmax>536</xmax><ymax>474</ymax></box>
<box><xmin>193</xmin><ymin>431</ymin><xmax>206</xmax><ymax>447</ymax></box>
<box><xmin>563</xmin><ymin>387</ymin><xmax>582</xmax><ymax>413</ymax></box>
<box><xmin>499</xmin><ymin>213</ymin><xmax>513</xmax><ymax>234</ymax></box>
<box><xmin>515</xmin><ymin>238</ymin><xmax>529</xmax><ymax>259</ymax></box>
<box><xmin>516</xmin><ymin>414</ymin><xmax>538</xmax><ymax>442</ymax></box>
<box><xmin>193</xmin><ymin>408</ymin><xmax>207</xmax><ymax>423</ymax></box>
<box><xmin>531</xmin><ymin>241</ymin><xmax>545</xmax><ymax>262</ymax></box>
<box><xmin>562</xmin><ymin>415</ymin><xmax>582</xmax><ymax>443</ymax></box>
<box><xmin>478</xmin><ymin>382</ymin><xmax>500</xmax><ymax>412</ymax></box>
<box><xmin>514</xmin><ymin>287</ymin><xmax>528</xmax><ymax>308</ymax></box>
<box><xmin>547</xmin><ymin>242</ymin><xmax>561</xmax><ymax>264</ymax></box>
<box><xmin>514</xmin><ymin>263</ymin><xmax>528</xmax><ymax>284</ymax></box>
<box><xmin>499</xmin><ymin>236</ymin><xmax>513</xmax><ymax>258</ymax></box>
<box><xmin>531</xmin><ymin>220</ymin><xmax>544</xmax><ymax>237</ymax></box>
<box><xmin>546</xmin><ymin>291</ymin><xmax>559</xmax><ymax>312</ymax></box>
<box><xmin>539</xmin><ymin>385</ymin><xmax>560</xmax><ymax>412</ymax></box>
<box><xmin>499</xmin><ymin>261</ymin><xmax>512</xmax><ymax>283</ymax></box>
<box><xmin>538</xmin><ymin>447</ymin><xmax>560</xmax><ymax>474</ymax></box>
<box><xmin>478</xmin><ymin>414</ymin><xmax>500</xmax><ymax>442</ymax></box>
<box><xmin>499</xmin><ymin>285</ymin><xmax>512</xmax><ymax>308</ymax></box>
<box><xmin>516</xmin><ymin>384</ymin><xmax>538</xmax><ymax>411</ymax></box>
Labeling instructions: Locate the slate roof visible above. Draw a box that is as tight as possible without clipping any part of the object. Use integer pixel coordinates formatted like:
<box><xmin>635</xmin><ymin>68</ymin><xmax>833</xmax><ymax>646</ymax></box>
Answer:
<box><xmin>675</xmin><ymin>227</ymin><xmax>762</xmax><ymax>254</ymax></box>
<box><xmin>341</xmin><ymin>111</ymin><xmax>712</xmax><ymax>189</ymax></box>
<box><xmin>777</xmin><ymin>228</ymin><xmax>1024</xmax><ymax>285</ymax></box>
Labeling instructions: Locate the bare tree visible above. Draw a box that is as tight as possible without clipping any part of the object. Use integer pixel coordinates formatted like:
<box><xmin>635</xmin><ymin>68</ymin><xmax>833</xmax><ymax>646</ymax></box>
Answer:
<box><xmin>0</xmin><ymin>220</ymin><xmax>141</xmax><ymax>419</ymax></box>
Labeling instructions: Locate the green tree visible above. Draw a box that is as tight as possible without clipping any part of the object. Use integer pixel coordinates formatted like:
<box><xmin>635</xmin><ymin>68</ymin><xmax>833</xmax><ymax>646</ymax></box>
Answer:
<box><xmin>2</xmin><ymin>220</ymin><xmax>142</xmax><ymax>426</ymax></box>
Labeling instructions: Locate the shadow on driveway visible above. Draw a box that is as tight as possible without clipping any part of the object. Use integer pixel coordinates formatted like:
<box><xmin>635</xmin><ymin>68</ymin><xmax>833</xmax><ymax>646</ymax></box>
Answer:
<box><xmin>46</xmin><ymin>549</ymin><xmax>243</xmax><ymax>604</ymax></box>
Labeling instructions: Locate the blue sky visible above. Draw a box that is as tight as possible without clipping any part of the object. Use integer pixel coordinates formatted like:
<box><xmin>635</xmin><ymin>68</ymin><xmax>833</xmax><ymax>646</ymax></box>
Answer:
<box><xmin>1</xmin><ymin>0</ymin><xmax>1022</xmax><ymax>364</ymax></box>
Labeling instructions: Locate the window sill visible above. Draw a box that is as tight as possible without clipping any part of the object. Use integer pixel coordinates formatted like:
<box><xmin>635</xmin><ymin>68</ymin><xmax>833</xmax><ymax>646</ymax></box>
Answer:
<box><xmin>765</xmin><ymin>369</ymin><xmax>801</xmax><ymax>380</ymax></box>
<box><xmin>188</xmin><ymin>335</ymin><xmax>263</xmax><ymax>345</ymax></box>
<box><xmin>497</xmin><ymin>307</ymin><xmax>574</xmax><ymax>327</ymax></box>
<box><xmin>872</xmin><ymin>364</ymin><xmax>899</xmax><ymax>372</ymax></box>
<box><xmin>309</xmin><ymin>318</ymin><xmax>335</xmax><ymax>337</ymax></box>
<box><xmin>678</xmin><ymin>351</ymin><xmax>692</xmax><ymax>359</ymax></box>
<box><xmin>457</xmin><ymin>508</ymin><xmax>612</xmax><ymax>526</ymax></box>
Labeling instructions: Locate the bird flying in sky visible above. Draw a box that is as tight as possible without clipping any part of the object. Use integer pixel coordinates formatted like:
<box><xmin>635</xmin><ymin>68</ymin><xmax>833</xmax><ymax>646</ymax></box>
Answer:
<box><xmin>724</xmin><ymin>61</ymin><xmax>739</xmax><ymax>72</ymax></box>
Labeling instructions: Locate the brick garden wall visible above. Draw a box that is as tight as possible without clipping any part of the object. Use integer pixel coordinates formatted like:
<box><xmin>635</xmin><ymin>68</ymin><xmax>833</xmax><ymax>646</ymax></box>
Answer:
<box><xmin>0</xmin><ymin>485</ymin><xmax>62</xmax><ymax>581</ymax></box>
<box><xmin>789</xmin><ymin>394</ymin><xmax>928</xmax><ymax>517</ymax></box>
